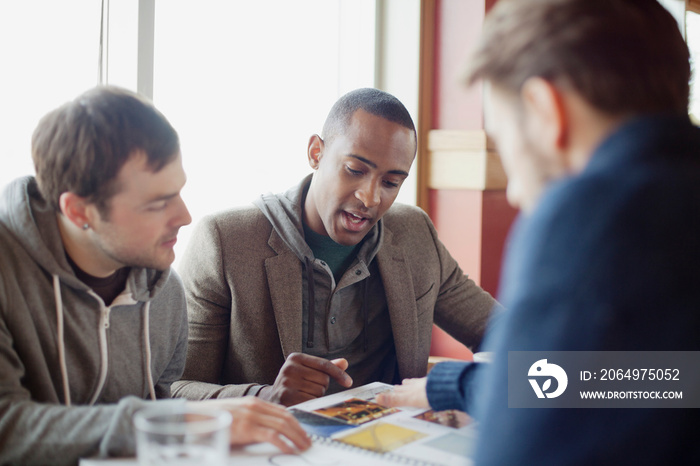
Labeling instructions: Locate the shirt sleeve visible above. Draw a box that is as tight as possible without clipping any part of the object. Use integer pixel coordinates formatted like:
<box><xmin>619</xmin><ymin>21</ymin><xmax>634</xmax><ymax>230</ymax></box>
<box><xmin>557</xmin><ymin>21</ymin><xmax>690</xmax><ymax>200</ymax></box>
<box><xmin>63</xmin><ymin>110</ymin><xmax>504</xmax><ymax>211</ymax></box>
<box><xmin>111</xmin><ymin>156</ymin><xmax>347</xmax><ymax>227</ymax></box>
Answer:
<box><xmin>426</xmin><ymin>361</ymin><xmax>473</xmax><ymax>411</ymax></box>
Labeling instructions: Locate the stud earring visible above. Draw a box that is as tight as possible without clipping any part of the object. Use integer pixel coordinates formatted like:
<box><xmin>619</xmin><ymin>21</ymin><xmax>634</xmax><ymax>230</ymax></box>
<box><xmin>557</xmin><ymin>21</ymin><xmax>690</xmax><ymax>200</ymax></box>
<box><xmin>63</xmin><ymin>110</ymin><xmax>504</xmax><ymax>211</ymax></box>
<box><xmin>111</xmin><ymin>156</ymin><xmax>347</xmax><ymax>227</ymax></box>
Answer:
<box><xmin>82</xmin><ymin>223</ymin><xmax>89</xmax><ymax>230</ymax></box>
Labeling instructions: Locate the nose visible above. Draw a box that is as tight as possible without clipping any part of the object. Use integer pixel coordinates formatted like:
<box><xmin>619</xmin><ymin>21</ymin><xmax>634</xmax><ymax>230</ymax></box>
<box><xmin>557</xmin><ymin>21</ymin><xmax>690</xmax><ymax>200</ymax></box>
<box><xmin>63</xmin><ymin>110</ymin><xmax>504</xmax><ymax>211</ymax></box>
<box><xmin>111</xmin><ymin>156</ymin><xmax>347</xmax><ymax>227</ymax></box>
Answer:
<box><xmin>355</xmin><ymin>178</ymin><xmax>381</xmax><ymax>208</ymax></box>
<box><xmin>172</xmin><ymin>196</ymin><xmax>192</xmax><ymax>228</ymax></box>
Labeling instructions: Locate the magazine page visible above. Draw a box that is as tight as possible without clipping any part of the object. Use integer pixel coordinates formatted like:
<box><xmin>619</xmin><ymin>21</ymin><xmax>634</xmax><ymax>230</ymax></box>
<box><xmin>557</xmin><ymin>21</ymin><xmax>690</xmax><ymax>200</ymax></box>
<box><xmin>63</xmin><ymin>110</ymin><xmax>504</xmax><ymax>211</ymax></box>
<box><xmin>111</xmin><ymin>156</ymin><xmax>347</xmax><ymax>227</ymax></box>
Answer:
<box><xmin>287</xmin><ymin>382</ymin><xmax>477</xmax><ymax>465</ymax></box>
<box><xmin>79</xmin><ymin>383</ymin><xmax>476</xmax><ymax>466</ymax></box>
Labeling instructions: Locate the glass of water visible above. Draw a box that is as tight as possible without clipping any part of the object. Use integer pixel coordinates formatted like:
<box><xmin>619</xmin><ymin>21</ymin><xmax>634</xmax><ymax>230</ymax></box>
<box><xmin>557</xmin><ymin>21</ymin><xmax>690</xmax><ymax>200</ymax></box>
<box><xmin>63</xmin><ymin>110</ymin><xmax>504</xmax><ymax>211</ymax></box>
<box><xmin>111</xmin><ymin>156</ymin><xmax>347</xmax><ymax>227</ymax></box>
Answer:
<box><xmin>134</xmin><ymin>405</ymin><xmax>232</xmax><ymax>466</ymax></box>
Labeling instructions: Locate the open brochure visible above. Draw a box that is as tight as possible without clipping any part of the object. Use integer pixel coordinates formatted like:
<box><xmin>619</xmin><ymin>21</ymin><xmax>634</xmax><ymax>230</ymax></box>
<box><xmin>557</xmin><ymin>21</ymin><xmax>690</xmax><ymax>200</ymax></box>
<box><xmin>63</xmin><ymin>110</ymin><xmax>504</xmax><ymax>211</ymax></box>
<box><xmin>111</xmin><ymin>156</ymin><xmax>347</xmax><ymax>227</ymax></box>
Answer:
<box><xmin>285</xmin><ymin>382</ymin><xmax>477</xmax><ymax>466</ymax></box>
<box><xmin>79</xmin><ymin>382</ymin><xmax>477</xmax><ymax>466</ymax></box>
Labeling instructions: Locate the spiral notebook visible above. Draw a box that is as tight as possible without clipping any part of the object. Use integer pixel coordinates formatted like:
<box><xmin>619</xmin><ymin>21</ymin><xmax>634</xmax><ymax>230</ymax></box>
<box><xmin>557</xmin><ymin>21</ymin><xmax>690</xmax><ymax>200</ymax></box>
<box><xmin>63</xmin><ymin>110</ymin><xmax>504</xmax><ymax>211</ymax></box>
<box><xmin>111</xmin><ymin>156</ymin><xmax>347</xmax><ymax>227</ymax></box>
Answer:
<box><xmin>286</xmin><ymin>382</ymin><xmax>477</xmax><ymax>466</ymax></box>
<box><xmin>79</xmin><ymin>382</ymin><xmax>476</xmax><ymax>466</ymax></box>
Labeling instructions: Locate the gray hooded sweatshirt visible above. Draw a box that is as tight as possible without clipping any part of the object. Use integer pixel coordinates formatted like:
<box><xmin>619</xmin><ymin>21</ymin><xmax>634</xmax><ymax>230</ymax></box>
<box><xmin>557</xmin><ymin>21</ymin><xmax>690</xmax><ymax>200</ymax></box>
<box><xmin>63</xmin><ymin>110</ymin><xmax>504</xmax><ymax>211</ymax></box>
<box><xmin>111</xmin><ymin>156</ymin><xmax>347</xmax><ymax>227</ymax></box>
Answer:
<box><xmin>0</xmin><ymin>177</ymin><xmax>188</xmax><ymax>465</ymax></box>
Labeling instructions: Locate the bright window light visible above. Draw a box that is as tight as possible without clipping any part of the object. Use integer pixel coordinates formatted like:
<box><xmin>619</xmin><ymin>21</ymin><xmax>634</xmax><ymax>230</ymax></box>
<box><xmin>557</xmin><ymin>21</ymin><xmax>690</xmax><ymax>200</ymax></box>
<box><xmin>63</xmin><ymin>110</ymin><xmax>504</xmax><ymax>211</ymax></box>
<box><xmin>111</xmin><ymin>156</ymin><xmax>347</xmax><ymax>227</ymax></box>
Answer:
<box><xmin>152</xmin><ymin>0</ymin><xmax>379</xmax><ymax>265</ymax></box>
<box><xmin>1</xmin><ymin>0</ymin><xmax>419</xmax><ymax>270</ymax></box>
<box><xmin>0</xmin><ymin>0</ymin><xmax>101</xmax><ymax>191</ymax></box>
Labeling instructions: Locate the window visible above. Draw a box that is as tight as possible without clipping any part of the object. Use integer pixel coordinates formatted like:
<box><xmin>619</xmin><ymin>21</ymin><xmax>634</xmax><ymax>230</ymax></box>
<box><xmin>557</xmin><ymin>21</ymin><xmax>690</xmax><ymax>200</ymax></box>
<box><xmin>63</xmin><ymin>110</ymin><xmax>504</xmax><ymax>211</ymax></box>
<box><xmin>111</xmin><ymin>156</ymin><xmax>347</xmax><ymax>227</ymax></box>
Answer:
<box><xmin>0</xmin><ymin>1</ymin><xmax>101</xmax><ymax>190</ymax></box>
<box><xmin>152</xmin><ymin>0</ymin><xmax>397</xmax><ymax>264</ymax></box>
<box><xmin>1</xmin><ymin>0</ymin><xmax>420</xmax><ymax>268</ymax></box>
<box><xmin>153</xmin><ymin>1</ymin><xmax>375</xmax><ymax>262</ymax></box>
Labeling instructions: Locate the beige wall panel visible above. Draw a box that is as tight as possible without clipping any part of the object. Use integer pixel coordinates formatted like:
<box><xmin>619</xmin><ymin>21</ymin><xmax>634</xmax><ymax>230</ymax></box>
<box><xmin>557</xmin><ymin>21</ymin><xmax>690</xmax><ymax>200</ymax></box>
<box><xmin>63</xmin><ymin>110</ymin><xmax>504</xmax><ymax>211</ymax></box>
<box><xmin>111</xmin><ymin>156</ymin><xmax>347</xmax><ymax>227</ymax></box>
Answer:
<box><xmin>428</xmin><ymin>129</ymin><xmax>507</xmax><ymax>190</ymax></box>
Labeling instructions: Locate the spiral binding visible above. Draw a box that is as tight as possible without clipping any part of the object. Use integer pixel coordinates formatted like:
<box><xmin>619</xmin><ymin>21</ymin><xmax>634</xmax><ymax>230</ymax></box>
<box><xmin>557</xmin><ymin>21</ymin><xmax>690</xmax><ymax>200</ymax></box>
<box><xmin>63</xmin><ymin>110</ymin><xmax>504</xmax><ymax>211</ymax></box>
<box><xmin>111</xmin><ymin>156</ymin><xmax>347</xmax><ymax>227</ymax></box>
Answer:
<box><xmin>308</xmin><ymin>433</ymin><xmax>444</xmax><ymax>466</ymax></box>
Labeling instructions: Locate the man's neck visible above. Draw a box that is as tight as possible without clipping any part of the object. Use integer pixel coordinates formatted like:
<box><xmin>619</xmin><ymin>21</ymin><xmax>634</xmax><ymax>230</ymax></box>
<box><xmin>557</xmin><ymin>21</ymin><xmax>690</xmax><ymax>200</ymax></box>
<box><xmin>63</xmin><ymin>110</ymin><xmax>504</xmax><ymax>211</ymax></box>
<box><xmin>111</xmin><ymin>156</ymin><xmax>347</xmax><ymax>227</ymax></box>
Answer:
<box><xmin>65</xmin><ymin>253</ymin><xmax>130</xmax><ymax>305</ymax></box>
<box><xmin>56</xmin><ymin>214</ymin><xmax>120</xmax><ymax>278</ymax></box>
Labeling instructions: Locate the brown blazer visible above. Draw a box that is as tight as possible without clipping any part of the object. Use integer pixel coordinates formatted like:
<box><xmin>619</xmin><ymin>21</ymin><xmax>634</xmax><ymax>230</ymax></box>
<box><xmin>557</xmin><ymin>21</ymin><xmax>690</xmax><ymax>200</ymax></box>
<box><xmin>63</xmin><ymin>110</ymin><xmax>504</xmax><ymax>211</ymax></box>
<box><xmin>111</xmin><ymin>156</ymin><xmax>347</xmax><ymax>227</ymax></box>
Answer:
<box><xmin>172</xmin><ymin>203</ymin><xmax>498</xmax><ymax>400</ymax></box>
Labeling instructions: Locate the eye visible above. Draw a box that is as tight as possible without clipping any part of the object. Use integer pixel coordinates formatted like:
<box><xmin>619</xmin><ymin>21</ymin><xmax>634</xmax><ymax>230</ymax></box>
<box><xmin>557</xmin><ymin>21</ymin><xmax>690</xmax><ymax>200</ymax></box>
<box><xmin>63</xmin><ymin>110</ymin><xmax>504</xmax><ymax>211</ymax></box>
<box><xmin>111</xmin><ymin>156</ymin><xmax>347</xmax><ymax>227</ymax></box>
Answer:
<box><xmin>384</xmin><ymin>176</ymin><xmax>404</xmax><ymax>188</ymax></box>
<box><xmin>345</xmin><ymin>165</ymin><xmax>363</xmax><ymax>176</ymax></box>
<box><xmin>146</xmin><ymin>201</ymin><xmax>168</xmax><ymax>212</ymax></box>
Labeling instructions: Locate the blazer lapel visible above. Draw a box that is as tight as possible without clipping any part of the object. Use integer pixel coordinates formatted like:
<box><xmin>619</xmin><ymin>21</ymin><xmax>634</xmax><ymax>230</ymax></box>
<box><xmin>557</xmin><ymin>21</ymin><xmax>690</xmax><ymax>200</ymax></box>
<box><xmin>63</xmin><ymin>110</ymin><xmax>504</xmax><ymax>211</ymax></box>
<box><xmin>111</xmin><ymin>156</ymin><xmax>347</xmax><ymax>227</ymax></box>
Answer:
<box><xmin>376</xmin><ymin>227</ymin><xmax>421</xmax><ymax>378</ymax></box>
<box><xmin>265</xmin><ymin>230</ymin><xmax>303</xmax><ymax>358</ymax></box>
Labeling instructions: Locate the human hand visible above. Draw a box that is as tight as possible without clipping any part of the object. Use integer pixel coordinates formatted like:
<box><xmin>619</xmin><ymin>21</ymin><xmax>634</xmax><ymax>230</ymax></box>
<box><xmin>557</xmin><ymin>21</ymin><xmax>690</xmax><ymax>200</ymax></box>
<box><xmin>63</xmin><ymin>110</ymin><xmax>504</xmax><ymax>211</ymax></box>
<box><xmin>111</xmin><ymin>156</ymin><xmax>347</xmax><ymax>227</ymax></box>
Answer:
<box><xmin>376</xmin><ymin>377</ymin><xmax>430</xmax><ymax>408</ymax></box>
<box><xmin>258</xmin><ymin>353</ymin><xmax>353</xmax><ymax>407</ymax></box>
<box><xmin>191</xmin><ymin>397</ymin><xmax>311</xmax><ymax>454</ymax></box>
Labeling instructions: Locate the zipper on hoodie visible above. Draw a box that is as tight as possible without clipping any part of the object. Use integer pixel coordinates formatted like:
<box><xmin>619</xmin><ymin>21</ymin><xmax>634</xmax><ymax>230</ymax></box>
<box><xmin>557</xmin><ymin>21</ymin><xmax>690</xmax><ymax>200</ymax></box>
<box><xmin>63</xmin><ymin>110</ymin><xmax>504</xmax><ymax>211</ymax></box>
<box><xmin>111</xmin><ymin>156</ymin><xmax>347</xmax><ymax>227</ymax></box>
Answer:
<box><xmin>102</xmin><ymin>305</ymin><xmax>111</xmax><ymax>328</ymax></box>
<box><xmin>87</xmin><ymin>290</ymin><xmax>111</xmax><ymax>405</ymax></box>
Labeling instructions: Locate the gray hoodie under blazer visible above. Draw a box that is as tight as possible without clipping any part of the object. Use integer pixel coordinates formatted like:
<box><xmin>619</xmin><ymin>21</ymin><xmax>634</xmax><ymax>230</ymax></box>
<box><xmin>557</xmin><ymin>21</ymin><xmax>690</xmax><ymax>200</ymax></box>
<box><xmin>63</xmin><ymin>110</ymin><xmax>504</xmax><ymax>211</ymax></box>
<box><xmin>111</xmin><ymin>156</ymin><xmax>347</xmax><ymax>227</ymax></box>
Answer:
<box><xmin>0</xmin><ymin>177</ymin><xmax>188</xmax><ymax>465</ymax></box>
<box><xmin>172</xmin><ymin>175</ymin><xmax>499</xmax><ymax>400</ymax></box>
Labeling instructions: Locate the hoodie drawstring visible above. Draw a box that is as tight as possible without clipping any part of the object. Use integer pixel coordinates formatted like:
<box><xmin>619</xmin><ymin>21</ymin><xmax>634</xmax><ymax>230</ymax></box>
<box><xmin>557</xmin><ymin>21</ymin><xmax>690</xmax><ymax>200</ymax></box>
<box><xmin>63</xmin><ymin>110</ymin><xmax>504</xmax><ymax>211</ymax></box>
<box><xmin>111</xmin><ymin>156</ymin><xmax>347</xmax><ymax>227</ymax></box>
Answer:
<box><xmin>52</xmin><ymin>275</ymin><xmax>156</xmax><ymax>405</ymax></box>
<box><xmin>87</xmin><ymin>293</ymin><xmax>110</xmax><ymax>406</ymax></box>
<box><xmin>362</xmin><ymin>279</ymin><xmax>369</xmax><ymax>352</ymax></box>
<box><xmin>53</xmin><ymin>275</ymin><xmax>72</xmax><ymax>407</ymax></box>
<box><xmin>304</xmin><ymin>257</ymin><xmax>315</xmax><ymax>349</ymax></box>
<box><xmin>142</xmin><ymin>301</ymin><xmax>156</xmax><ymax>401</ymax></box>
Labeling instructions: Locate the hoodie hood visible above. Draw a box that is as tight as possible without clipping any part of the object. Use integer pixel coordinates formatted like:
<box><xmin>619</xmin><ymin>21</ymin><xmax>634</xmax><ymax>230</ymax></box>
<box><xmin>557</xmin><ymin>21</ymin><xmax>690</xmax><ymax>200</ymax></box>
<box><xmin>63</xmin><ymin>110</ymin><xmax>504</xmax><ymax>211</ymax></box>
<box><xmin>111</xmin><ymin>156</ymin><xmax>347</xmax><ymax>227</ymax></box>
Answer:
<box><xmin>0</xmin><ymin>176</ymin><xmax>170</xmax><ymax>301</ymax></box>
<box><xmin>253</xmin><ymin>174</ymin><xmax>316</xmax><ymax>262</ymax></box>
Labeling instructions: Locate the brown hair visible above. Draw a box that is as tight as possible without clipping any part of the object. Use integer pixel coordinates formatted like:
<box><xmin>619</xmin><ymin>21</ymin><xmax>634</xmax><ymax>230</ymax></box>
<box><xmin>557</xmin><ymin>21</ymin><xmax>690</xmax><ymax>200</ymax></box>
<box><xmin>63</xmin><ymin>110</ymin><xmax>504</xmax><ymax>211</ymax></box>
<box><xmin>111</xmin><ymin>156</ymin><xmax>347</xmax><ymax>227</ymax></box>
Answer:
<box><xmin>32</xmin><ymin>86</ymin><xmax>179</xmax><ymax>216</ymax></box>
<box><xmin>465</xmin><ymin>0</ymin><xmax>690</xmax><ymax>116</ymax></box>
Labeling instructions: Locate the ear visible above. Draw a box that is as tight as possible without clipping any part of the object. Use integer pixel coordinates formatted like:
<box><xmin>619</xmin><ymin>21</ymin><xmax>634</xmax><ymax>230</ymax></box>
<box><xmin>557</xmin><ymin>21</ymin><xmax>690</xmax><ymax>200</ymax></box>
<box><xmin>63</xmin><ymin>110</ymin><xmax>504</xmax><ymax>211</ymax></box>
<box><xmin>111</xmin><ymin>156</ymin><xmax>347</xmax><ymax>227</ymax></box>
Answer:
<box><xmin>59</xmin><ymin>192</ymin><xmax>92</xmax><ymax>229</ymax></box>
<box><xmin>520</xmin><ymin>77</ymin><xmax>568</xmax><ymax>152</ymax></box>
<box><xmin>307</xmin><ymin>134</ymin><xmax>324</xmax><ymax>170</ymax></box>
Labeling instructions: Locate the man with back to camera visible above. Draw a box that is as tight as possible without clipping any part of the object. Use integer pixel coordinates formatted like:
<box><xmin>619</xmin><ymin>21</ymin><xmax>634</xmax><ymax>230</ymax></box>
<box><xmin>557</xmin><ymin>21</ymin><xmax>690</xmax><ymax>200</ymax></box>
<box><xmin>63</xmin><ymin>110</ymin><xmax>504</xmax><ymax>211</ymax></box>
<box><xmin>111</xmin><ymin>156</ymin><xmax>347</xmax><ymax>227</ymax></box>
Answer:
<box><xmin>0</xmin><ymin>86</ymin><xmax>309</xmax><ymax>466</ymax></box>
<box><xmin>377</xmin><ymin>0</ymin><xmax>700</xmax><ymax>464</ymax></box>
<box><xmin>172</xmin><ymin>88</ymin><xmax>501</xmax><ymax>407</ymax></box>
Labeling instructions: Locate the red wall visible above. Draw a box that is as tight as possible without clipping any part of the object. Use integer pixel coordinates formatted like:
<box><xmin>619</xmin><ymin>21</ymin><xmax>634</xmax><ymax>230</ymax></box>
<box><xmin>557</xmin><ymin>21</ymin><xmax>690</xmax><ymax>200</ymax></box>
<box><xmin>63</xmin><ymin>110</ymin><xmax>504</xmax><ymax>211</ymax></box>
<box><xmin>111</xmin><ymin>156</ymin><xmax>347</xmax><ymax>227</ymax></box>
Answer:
<box><xmin>427</xmin><ymin>0</ymin><xmax>517</xmax><ymax>360</ymax></box>
<box><xmin>434</xmin><ymin>0</ymin><xmax>486</xmax><ymax>131</ymax></box>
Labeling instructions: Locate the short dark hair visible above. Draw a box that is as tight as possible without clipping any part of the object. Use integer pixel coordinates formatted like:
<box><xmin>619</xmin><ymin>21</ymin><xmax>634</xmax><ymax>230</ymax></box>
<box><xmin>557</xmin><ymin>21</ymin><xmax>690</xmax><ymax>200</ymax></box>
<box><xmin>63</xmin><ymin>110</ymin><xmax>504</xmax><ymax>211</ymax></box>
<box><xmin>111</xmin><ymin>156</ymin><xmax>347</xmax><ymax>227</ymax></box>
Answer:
<box><xmin>465</xmin><ymin>0</ymin><xmax>691</xmax><ymax>116</ymax></box>
<box><xmin>32</xmin><ymin>86</ymin><xmax>180</xmax><ymax>216</ymax></box>
<box><xmin>321</xmin><ymin>88</ymin><xmax>417</xmax><ymax>151</ymax></box>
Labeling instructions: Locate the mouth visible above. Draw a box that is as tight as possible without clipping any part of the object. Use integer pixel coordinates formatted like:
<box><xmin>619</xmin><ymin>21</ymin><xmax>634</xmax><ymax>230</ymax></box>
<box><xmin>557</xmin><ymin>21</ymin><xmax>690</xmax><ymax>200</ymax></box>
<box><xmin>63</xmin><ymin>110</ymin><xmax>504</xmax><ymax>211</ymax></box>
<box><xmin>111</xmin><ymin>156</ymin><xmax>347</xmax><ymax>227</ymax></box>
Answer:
<box><xmin>161</xmin><ymin>236</ymin><xmax>178</xmax><ymax>248</ymax></box>
<box><xmin>341</xmin><ymin>211</ymin><xmax>371</xmax><ymax>233</ymax></box>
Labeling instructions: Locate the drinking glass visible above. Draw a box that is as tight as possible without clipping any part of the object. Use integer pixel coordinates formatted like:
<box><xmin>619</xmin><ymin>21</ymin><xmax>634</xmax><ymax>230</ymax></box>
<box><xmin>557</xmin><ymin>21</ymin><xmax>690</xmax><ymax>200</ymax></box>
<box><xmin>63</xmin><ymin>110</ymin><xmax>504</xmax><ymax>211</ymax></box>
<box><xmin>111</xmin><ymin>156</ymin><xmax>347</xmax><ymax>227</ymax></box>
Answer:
<box><xmin>134</xmin><ymin>405</ymin><xmax>232</xmax><ymax>466</ymax></box>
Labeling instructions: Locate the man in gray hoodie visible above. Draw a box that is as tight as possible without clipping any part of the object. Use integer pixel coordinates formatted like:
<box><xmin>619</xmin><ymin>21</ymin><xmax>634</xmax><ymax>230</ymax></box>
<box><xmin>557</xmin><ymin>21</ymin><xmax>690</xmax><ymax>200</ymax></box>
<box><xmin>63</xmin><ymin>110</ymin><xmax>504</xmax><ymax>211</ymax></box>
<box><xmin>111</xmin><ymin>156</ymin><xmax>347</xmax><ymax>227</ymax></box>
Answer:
<box><xmin>0</xmin><ymin>86</ymin><xmax>309</xmax><ymax>465</ymax></box>
<box><xmin>173</xmin><ymin>88</ymin><xmax>500</xmax><ymax>407</ymax></box>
